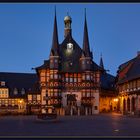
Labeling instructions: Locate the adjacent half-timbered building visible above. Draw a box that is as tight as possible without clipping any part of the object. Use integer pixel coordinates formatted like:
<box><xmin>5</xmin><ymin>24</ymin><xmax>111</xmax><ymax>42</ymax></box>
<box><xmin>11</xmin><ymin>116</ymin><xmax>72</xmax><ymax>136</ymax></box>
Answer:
<box><xmin>0</xmin><ymin>72</ymin><xmax>39</xmax><ymax>114</ymax></box>
<box><xmin>117</xmin><ymin>52</ymin><xmax>140</xmax><ymax>115</ymax></box>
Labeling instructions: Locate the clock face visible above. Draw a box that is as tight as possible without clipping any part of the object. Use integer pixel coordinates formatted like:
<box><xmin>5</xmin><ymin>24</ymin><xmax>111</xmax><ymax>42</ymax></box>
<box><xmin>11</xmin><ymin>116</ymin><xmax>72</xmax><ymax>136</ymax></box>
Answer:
<box><xmin>67</xmin><ymin>43</ymin><xmax>73</xmax><ymax>51</ymax></box>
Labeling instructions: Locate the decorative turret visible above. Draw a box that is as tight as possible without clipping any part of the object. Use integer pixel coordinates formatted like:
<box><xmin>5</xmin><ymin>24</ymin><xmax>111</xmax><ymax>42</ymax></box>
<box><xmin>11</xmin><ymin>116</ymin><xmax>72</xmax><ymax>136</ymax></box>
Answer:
<box><xmin>50</xmin><ymin>8</ymin><xmax>59</xmax><ymax>56</ymax></box>
<box><xmin>64</xmin><ymin>13</ymin><xmax>72</xmax><ymax>38</ymax></box>
<box><xmin>82</xmin><ymin>9</ymin><xmax>91</xmax><ymax>58</ymax></box>
<box><xmin>50</xmin><ymin>8</ymin><xmax>60</xmax><ymax>70</ymax></box>
<box><xmin>80</xmin><ymin>9</ymin><xmax>92</xmax><ymax>71</ymax></box>
<box><xmin>100</xmin><ymin>54</ymin><xmax>104</xmax><ymax>70</ymax></box>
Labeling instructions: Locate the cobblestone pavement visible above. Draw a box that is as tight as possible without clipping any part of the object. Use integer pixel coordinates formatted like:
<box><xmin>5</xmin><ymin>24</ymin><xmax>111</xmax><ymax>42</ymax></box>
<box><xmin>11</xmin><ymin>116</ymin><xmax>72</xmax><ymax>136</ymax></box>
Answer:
<box><xmin>0</xmin><ymin>113</ymin><xmax>140</xmax><ymax>137</ymax></box>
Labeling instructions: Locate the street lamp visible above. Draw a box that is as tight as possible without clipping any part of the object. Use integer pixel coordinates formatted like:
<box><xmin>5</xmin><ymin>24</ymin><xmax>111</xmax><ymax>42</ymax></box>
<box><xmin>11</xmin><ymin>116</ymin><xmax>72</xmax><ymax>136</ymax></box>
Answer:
<box><xmin>113</xmin><ymin>98</ymin><xmax>119</xmax><ymax>112</ymax></box>
<box><xmin>19</xmin><ymin>100</ymin><xmax>22</xmax><ymax>104</ymax></box>
<box><xmin>113</xmin><ymin>98</ymin><xmax>118</xmax><ymax>102</ymax></box>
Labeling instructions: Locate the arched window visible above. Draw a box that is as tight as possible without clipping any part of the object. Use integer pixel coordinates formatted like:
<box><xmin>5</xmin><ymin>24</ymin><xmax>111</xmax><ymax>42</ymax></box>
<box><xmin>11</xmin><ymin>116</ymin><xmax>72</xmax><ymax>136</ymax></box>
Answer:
<box><xmin>14</xmin><ymin>88</ymin><xmax>18</xmax><ymax>95</ymax></box>
<box><xmin>54</xmin><ymin>74</ymin><xmax>58</xmax><ymax>79</ymax></box>
<box><xmin>21</xmin><ymin>88</ymin><xmax>25</xmax><ymax>95</ymax></box>
<box><xmin>83</xmin><ymin>92</ymin><xmax>85</xmax><ymax>97</ymax></box>
<box><xmin>82</xmin><ymin>75</ymin><xmax>85</xmax><ymax>80</ymax></box>
<box><xmin>86</xmin><ymin>75</ymin><xmax>90</xmax><ymax>80</ymax></box>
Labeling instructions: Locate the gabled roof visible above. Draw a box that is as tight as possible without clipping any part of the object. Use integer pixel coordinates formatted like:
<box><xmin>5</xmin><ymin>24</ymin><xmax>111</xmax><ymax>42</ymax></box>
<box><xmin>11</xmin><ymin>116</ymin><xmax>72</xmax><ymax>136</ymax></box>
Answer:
<box><xmin>118</xmin><ymin>54</ymin><xmax>140</xmax><ymax>84</ymax></box>
<box><xmin>59</xmin><ymin>35</ymin><xmax>83</xmax><ymax>73</ymax></box>
<box><xmin>35</xmin><ymin>60</ymin><xmax>50</xmax><ymax>70</ymax></box>
<box><xmin>0</xmin><ymin>72</ymin><xmax>38</xmax><ymax>98</ymax></box>
<box><xmin>36</xmin><ymin>34</ymin><xmax>102</xmax><ymax>73</ymax></box>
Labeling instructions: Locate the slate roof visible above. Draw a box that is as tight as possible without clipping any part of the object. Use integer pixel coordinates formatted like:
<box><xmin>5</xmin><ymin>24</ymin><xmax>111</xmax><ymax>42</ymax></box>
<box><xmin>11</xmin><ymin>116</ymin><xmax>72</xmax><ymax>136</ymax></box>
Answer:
<box><xmin>117</xmin><ymin>54</ymin><xmax>140</xmax><ymax>84</ymax></box>
<box><xmin>36</xmin><ymin>35</ymin><xmax>102</xmax><ymax>73</ymax></box>
<box><xmin>100</xmin><ymin>72</ymin><xmax>116</xmax><ymax>91</ymax></box>
<box><xmin>0</xmin><ymin>72</ymin><xmax>39</xmax><ymax>98</ymax></box>
<box><xmin>59</xmin><ymin>35</ymin><xmax>83</xmax><ymax>73</ymax></box>
<box><xmin>36</xmin><ymin>60</ymin><xmax>50</xmax><ymax>70</ymax></box>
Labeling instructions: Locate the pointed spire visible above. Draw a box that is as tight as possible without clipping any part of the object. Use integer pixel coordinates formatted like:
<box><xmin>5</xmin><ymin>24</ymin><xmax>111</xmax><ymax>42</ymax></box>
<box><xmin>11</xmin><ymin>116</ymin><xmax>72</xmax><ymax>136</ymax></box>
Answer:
<box><xmin>51</xmin><ymin>6</ymin><xmax>59</xmax><ymax>56</ymax></box>
<box><xmin>100</xmin><ymin>53</ymin><xmax>104</xmax><ymax>69</ymax></box>
<box><xmin>83</xmin><ymin>8</ymin><xmax>91</xmax><ymax>57</ymax></box>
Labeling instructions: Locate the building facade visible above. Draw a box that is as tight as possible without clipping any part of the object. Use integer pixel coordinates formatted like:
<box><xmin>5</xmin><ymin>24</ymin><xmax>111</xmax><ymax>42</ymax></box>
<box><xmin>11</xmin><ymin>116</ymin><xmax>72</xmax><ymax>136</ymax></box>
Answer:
<box><xmin>35</xmin><ymin>11</ymin><xmax>117</xmax><ymax>116</ymax></box>
<box><xmin>117</xmin><ymin>52</ymin><xmax>140</xmax><ymax>115</ymax></box>
<box><xmin>0</xmin><ymin>11</ymin><xmax>117</xmax><ymax>116</ymax></box>
<box><xmin>0</xmin><ymin>72</ymin><xmax>40</xmax><ymax>114</ymax></box>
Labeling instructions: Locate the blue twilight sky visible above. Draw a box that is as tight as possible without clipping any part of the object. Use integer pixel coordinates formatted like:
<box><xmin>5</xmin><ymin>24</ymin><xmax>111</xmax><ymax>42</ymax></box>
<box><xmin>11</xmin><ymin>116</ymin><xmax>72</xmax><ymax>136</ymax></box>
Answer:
<box><xmin>0</xmin><ymin>3</ymin><xmax>140</xmax><ymax>76</ymax></box>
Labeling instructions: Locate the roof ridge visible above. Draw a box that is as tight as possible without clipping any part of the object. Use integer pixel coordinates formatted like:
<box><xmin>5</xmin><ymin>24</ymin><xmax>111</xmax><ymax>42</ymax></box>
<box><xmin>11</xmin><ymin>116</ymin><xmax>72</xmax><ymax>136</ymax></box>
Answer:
<box><xmin>126</xmin><ymin>55</ymin><xmax>140</xmax><ymax>77</ymax></box>
<box><xmin>119</xmin><ymin>57</ymin><xmax>136</xmax><ymax>69</ymax></box>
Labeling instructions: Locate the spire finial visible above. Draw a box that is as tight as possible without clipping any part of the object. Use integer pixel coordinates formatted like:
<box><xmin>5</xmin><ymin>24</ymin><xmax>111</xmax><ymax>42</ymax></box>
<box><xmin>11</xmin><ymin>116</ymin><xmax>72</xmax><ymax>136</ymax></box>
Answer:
<box><xmin>82</xmin><ymin>8</ymin><xmax>91</xmax><ymax>57</ymax></box>
<box><xmin>85</xmin><ymin>8</ymin><xmax>86</xmax><ymax>17</ymax></box>
<box><xmin>50</xmin><ymin>6</ymin><xmax>59</xmax><ymax>56</ymax></box>
<box><xmin>101</xmin><ymin>53</ymin><xmax>102</xmax><ymax>58</ymax></box>
<box><xmin>55</xmin><ymin>6</ymin><xmax>56</xmax><ymax>16</ymax></box>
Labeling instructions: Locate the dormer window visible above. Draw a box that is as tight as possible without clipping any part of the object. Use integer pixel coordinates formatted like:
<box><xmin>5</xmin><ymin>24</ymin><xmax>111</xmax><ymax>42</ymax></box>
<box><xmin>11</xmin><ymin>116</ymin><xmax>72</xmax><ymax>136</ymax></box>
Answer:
<box><xmin>86</xmin><ymin>75</ymin><xmax>90</xmax><ymax>80</ymax></box>
<box><xmin>54</xmin><ymin>74</ymin><xmax>58</xmax><ymax>79</ymax></box>
<box><xmin>50</xmin><ymin>74</ymin><xmax>53</xmax><ymax>79</ymax></box>
<box><xmin>14</xmin><ymin>88</ymin><xmax>18</xmax><ymax>95</ymax></box>
<box><xmin>82</xmin><ymin>61</ymin><xmax>85</xmax><ymax>65</ymax></box>
<box><xmin>54</xmin><ymin>59</ymin><xmax>58</xmax><ymax>63</ymax></box>
<box><xmin>1</xmin><ymin>81</ymin><xmax>5</xmax><ymax>86</ymax></box>
<box><xmin>21</xmin><ymin>88</ymin><xmax>25</xmax><ymax>95</ymax></box>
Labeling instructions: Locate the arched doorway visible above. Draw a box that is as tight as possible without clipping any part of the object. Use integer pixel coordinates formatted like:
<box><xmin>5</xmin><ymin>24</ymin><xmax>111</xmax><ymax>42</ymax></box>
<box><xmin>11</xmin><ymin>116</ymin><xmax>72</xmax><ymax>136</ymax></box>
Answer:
<box><xmin>65</xmin><ymin>94</ymin><xmax>77</xmax><ymax>115</ymax></box>
<box><xmin>131</xmin><ymin>97</ymin><xmax>135</xmax><ymax>112</ymax></box>
<box><xmin>123</xmin><ymin>99</ymin><xmax>126</xmax><ymax>113</ymax></box>
<box><xmin>127</xmin><ymin>98</ymin><xmax>130</xmax><ymax>112</ymax></box>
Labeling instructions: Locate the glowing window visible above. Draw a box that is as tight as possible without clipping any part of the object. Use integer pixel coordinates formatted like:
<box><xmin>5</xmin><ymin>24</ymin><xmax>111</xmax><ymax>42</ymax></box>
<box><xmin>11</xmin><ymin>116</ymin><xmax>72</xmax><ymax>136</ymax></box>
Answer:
<box><xmin>86</xmin><ymin>75</ymin><xmax>90</xmax><ymax>80</ymax></box>
<box><xmin>70</xmin><ymin>78</ymin><xmax>73</xmax><ymax>82</ymax></box>
<box><xmin>54</xmin><ymin>74</ymin><xmax>58</xmax><ymax>79</ymax></box>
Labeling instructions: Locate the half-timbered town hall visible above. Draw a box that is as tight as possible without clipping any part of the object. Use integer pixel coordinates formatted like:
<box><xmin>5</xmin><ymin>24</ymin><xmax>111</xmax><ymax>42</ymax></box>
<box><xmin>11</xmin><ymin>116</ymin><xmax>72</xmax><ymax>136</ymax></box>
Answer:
<box><xmin>35</xmin><ymin>10</ymin><xmax>117</xmax><ymax>115</ymax></box>
<box><xmin>0</xmin><ymin>10</ymin><xmax>117</xmax><ymax>116</ymax></box>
